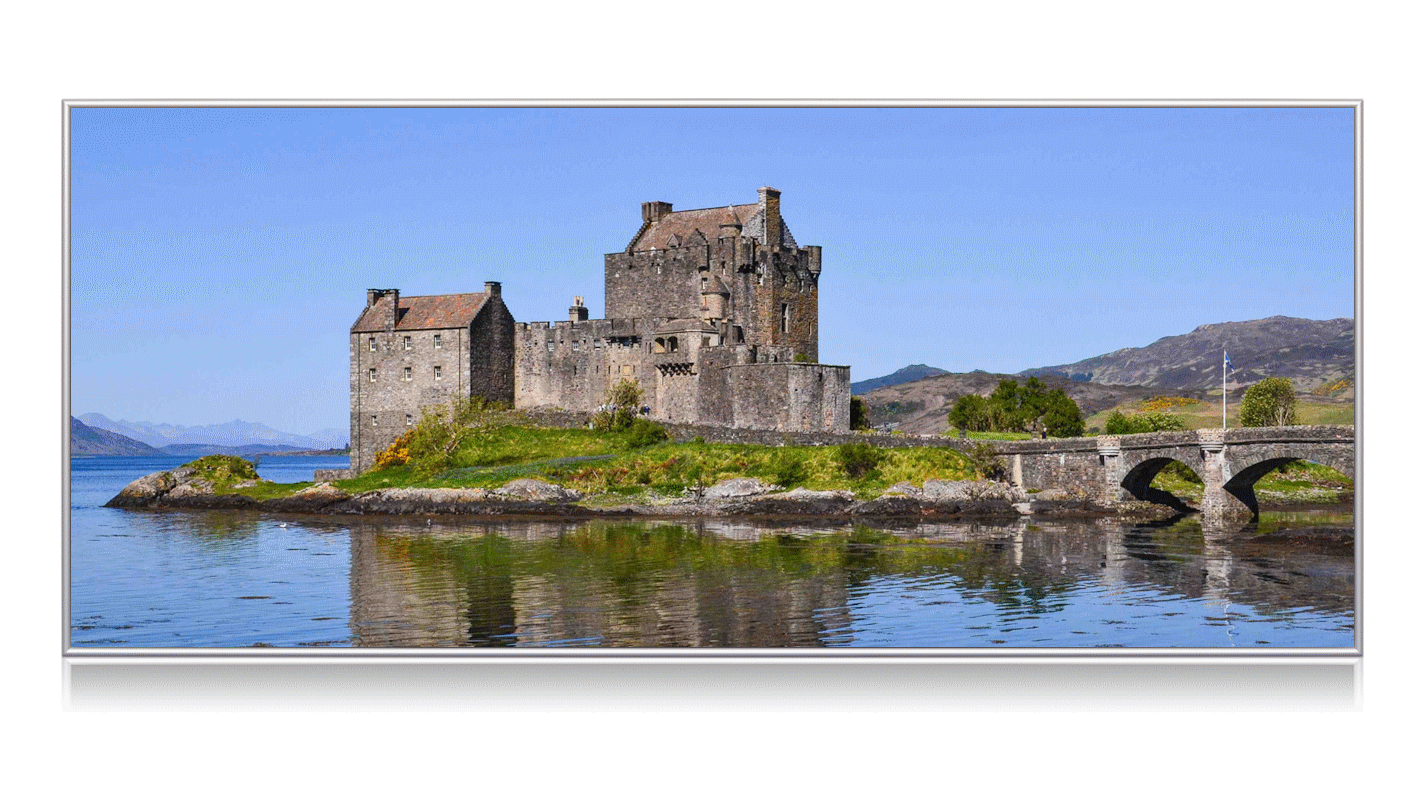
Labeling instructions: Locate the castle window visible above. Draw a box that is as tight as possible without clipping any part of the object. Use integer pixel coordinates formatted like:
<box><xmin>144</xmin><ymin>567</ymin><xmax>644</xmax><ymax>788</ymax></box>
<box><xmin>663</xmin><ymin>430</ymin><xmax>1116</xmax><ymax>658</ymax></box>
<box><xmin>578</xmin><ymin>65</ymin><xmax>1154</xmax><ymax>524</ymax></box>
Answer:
<box><xmin>434</xmin><ymin>366</ymin><xmax>442</xmax><ymax>381</ymax></box>
<box><xmin>619</xmin><ymin>364</ymin><xmax>634</xmax><ymax>376</ymax></box>
<box><xmin>781</xmin><ymin>304</ymin><xmax>790</xmax><ymax>334</ymax></box>
<box><xmin>572</xmin><ymin>340</ymin><xmax>579</xmax><ymax>352</ymax></box>
<box><xmin>369</xmin><ymin>337</ymin><xmax>377</xmax><ymax>352</ymax></box>
<box><xmin>735</xmin><ymin>327</ymin><xmax>745</xmax><ymax>344</ymax></box>
<box><xmin>654</xmin><ymin>337</ymin><xmax>665</xmax><ymax>354</ymax></box>
<box><xmin>406</xmin><ymin>413</ymin><xmax>413</xmax><ymax>427</ymax></box>
<box><xmin>433</xmin><ymin>334</ymin><xmax>442</xmax><ymax>349</ymax></box>
<box><xmin>403</xmin><ymin>336</ymin><xmax>412</xmax><ymax>350</ymax></box>
<box><xmin>547</xmin><ymin>341</ymin><xmax>555</xmax><ymax>352</ymax></box>
<box><xmin>403</xmin><ymin>367</ymin><xmax>412</xmax><ymax>381</ymax></box>
<box><xmin>371</xmin><ymin>414</ymin><xmax>378</xmax><ymax>427</ymax></box>
<box><xmin>368</xmin><ymin>368</ymin><xmax>377</xmax><ymax>382</ymax></box>
<box><xmin>667</xmin><ymin>336</ymin><xmax>679</xmax><ymax>353</ymax></box>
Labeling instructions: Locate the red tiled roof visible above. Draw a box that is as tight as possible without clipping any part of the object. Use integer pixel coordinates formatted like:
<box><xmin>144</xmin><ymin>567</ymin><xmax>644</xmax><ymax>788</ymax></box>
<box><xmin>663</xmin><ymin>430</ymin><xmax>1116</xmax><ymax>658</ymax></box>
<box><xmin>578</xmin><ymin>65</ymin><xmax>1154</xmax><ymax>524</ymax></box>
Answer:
<box><xmin>351</xmin><ymin>292</ymin><xmax>488</xmax><ymax>332</ymax></box>
<box><xmin>634</xmin><ymin>204</ymin><xmax>760</xmax><ymax>251</ymax></box>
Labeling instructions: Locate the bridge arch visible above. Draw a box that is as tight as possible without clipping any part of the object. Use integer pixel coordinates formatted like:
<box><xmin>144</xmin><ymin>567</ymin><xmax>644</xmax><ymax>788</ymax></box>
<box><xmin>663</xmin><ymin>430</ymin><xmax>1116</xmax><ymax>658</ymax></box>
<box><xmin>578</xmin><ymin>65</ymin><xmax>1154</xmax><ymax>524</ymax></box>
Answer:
<box><xmin>1223</xmin><ymin>444</ymin><xmax>1355</xmax><ymax>483</ymax></box>
<box><xmin>1119</xmin><ymin>452</ymin><xmax>1204</xmax><ymax>513</ymax></box>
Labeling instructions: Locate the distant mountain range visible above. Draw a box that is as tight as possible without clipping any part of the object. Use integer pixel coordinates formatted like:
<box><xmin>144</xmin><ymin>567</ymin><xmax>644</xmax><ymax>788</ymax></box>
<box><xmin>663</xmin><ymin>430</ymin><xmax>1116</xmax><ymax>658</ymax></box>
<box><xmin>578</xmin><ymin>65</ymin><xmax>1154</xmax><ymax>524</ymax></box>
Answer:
<box><xmin>71</xmin><ymin>416</ymin><xmax>163</xmax><ymax>456</ymax></box>
<box><xmin>853</xmin><ymin>316</ymin><xmax>1355</xmax><ymax>434</ymax></box>
<box><xmin>1019</xmin><ymin>316</ymin><xmax>1354</xmax><ymax>392</ymax></box>
<box><xmin>77</xmin><ymin>413</ymin><xmax>348</xmax><ymax>450</ymax></box>
<box><xmin>70</xmin><ymin>416</ymin><xmax>348</xmax><ymax>457</ymax></box>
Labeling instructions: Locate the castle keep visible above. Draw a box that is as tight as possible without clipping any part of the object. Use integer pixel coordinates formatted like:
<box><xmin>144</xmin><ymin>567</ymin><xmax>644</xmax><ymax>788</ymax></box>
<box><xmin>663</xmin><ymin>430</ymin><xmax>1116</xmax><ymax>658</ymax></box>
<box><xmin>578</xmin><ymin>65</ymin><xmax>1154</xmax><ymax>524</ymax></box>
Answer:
<box><xmin>348</xmin><ymin>187</ymin><xmax>850</xmax><ymax>472</ymax></box>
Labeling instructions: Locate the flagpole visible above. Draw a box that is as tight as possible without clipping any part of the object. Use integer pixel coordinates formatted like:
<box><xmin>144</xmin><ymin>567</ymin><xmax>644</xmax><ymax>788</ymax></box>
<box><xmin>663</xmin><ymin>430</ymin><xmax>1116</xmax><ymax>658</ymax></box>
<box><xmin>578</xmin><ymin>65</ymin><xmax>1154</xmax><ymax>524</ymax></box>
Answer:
<box><xmin>1222</xmin><ymin>349</ymin><xmax>1227</xmax><ymax>430</ymax></box>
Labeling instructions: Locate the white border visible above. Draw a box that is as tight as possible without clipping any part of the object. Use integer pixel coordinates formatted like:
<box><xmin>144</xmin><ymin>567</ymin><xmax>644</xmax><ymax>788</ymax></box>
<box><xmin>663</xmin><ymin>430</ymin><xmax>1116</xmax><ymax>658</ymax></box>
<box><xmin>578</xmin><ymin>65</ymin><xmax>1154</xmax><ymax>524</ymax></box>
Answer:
<box><xmin>58</xmin><ymin>96</ymin><xmax>1359</xmax><ymax>708</ymax></box>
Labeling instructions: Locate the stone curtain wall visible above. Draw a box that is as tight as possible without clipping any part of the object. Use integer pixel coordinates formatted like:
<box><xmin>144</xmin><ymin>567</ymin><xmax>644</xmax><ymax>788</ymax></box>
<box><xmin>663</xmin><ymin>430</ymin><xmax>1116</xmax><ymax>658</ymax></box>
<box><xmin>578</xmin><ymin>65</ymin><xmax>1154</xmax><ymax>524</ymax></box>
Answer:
<box><xmin>514</xmin><ymin>318</ymin><xmax>654</xmax><ymax>413</ymax></box>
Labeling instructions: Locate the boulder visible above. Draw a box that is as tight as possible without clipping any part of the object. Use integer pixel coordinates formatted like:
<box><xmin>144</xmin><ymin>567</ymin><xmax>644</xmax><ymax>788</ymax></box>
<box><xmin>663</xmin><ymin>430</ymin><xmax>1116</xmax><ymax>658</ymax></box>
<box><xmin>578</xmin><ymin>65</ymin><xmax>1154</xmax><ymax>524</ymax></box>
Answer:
<box><xmin>850</xmin><ymin>494</ymin><xmax>923</xmax><ymax>517</ymax></box>
<box><xmin>703</xmin><ymin>477</ymin><xmax>774</xmax><ymax>499</ymax></box>
<box><xmin>262</xmin><ymin>482</ymin><xmax>351</xmax><ymax>512</ymax></box>
<box><xmin>883</xmin><ymin>481</ymin><xmax>924</xmax><ymax>498</ymax></box>
<box><xmin>494</xmin><ymin>479</ymin><xmax>583</xmax><ymax>503</ymax></box>
<box><xmin>743</xmin><ymin>487</ymin><xmax>855</xmax><ymax>515</ymax></box>
<box><xmin>104</xmin><ymin>471</ymin><xmax>177</xmax><ymax>507</ymax></box>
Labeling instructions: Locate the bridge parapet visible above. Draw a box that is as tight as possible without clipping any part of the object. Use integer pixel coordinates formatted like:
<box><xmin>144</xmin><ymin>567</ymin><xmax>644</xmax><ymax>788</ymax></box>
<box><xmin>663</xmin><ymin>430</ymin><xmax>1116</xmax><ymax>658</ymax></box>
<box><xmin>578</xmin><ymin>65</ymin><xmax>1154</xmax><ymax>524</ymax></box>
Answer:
<box><xmin>1002</xmin><ymin>425</ymin><xmax>1355</xmax><ymax>520</ymax></box>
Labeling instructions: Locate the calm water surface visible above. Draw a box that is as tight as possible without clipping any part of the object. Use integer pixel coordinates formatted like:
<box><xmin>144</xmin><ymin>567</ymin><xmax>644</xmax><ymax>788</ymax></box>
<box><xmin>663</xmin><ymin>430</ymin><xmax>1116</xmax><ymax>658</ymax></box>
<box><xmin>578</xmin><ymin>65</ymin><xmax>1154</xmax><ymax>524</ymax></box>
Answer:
<box><xmin>69</xmin><ymin>456</ymin><xmax>1356</xmax><ymax>648</ymax></box>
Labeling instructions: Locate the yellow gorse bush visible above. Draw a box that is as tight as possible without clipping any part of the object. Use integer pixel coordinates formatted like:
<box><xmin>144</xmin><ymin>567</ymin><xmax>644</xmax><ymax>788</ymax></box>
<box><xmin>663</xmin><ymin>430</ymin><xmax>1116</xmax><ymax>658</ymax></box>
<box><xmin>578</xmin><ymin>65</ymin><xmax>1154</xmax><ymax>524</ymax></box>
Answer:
<box><xmin>1139</xmin><ymin>395</ymin><xmax>1201</xmax><ymax>412</ymax></box>
<box><xmin>373</xmin><ymin>429</ymin><xmax>415</xmax><ymax>469</ymax></box>
<box><xmin>1314</xmin><ymin>378</ymin><xmax>1352</xmax><ymax>397</ymax></box>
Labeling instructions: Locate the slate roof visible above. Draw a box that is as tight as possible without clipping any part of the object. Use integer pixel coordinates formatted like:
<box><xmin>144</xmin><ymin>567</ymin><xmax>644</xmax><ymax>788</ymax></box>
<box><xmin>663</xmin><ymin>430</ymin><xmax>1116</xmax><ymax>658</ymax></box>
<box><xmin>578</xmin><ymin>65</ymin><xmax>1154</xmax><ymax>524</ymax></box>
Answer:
<box><xmin>632</xmin><ymin>203</ymin><xmax>797</xmax><ymax>252</ymax></box>
<box><xmin>351</xmin><ymin>292</ymin><xmax>488</xmax><ymax>332</ymax></box>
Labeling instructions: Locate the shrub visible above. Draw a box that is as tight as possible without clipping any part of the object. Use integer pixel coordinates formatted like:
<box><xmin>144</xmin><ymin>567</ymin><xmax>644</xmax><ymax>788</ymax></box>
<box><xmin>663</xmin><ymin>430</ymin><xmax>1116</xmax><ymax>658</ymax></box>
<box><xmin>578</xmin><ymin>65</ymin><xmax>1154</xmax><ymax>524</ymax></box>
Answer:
<box><xmin>624</xmin><ymin>418</ymin><xmax>669</xmax><ymax>448</ymax></box>
<box><xmin>1240</xmin><ymin>377</ymin><xmax>1299</xmax><ymax>427</ymax></box>
<box><xmin>962</xmin><ymin>442</ymin><xmax>1007</xmax><ymax>481</ymax></box>
<box><xmin>592</xmin><ymin>378</ymin><xmax>643</xmax><ymax>432</ymax></box>
<box><xmin>373</xmin><ymin>429</ymin><xmax>415</xmax><ymax>469</ymax></box>
<box><xmin>835</xmin><ymin>443</ymin><xmax>884</xmax><ymax>478</ymax></box>
<box><xmin>1105</xmin><ymin>410</ymin><xmax>1185</xmax><ymax>434</ymax></box>
<box><xmin>770</xmin><ymin>454</ymin><xmax>810</xmax><ymax>488</ymax></box>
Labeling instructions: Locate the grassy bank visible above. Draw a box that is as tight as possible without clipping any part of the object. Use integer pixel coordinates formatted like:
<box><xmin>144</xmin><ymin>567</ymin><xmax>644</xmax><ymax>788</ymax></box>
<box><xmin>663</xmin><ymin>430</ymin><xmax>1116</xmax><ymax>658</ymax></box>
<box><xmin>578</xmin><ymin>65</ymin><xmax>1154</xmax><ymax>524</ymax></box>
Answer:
<box><xmin>223</xmin><ymin>422</ymin><xmax>982</xmax><ymax>504</ymax></box>
<box><xmin>201</xmin><ymin>411</ymin><xmax>1351</xmax><ymax>509</ymax></box>
<box><xmin>1083</xmin><ymin>396</ymin><xmax>1354</xmax><ymax>432</ymax></box>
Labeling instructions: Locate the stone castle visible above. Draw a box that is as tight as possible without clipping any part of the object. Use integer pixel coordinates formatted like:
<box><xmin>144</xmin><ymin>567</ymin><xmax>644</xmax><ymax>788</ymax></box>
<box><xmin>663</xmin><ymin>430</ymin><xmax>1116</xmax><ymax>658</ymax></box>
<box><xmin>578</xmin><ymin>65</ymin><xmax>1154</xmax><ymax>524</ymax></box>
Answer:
<box><xmin>347</xmin><ymin>187</ymin><xmax>850</xmax><ymax>472</ymax></box>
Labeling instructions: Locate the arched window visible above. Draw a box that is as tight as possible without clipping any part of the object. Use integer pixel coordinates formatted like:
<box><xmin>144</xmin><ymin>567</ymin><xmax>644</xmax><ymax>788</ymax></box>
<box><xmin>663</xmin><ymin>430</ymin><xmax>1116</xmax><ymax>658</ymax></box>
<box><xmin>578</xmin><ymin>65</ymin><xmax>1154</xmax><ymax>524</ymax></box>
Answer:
<box><xmin>667</xmin><ymin>336</ymin><xmax>679</xmax><ymax>352</ymax></box>
<box><xmin>654</xmin><ymin>337</ymin><xmax>666</xmax><ymax>353</ymax></box>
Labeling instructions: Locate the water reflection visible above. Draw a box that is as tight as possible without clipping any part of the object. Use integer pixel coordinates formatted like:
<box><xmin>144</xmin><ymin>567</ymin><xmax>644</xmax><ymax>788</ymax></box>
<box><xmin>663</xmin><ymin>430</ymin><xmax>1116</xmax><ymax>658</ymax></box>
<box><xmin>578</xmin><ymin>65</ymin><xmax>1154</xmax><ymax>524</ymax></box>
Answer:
<box><xmin>346</xmin><ymin>516</ymin><xmax>1354</xmax><ymax>648</ymax></box>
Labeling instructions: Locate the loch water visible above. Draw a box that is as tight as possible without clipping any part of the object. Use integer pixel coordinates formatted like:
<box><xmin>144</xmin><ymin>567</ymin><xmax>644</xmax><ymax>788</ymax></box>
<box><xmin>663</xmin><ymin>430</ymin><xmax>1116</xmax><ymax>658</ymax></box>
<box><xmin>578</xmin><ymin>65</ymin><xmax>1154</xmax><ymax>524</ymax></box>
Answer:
<box><xmin>69</xmin><ymin>456</ymin><xmax>1356</xmax><ymax>649</ymax></box>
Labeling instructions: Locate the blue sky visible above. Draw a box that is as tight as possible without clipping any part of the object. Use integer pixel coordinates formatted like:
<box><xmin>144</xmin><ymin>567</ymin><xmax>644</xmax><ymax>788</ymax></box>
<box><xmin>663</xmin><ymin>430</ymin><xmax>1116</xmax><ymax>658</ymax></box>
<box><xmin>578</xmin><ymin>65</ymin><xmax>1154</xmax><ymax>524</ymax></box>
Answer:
<box><xmin>69</xmin><ymin>106</ymin><xmax>1355</xmax><ymax>434</ymax></box>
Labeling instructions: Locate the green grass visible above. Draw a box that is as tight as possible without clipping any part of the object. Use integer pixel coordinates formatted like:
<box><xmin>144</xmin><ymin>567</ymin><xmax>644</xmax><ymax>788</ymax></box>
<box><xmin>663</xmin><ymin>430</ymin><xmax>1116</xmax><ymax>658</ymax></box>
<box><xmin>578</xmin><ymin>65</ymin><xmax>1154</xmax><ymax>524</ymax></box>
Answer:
<box><xmin>329</xmin><ymin>424</ymin><xmax>980</xmax><ymax>502</ymax></box>
<box><xmin>952</xmin><ymin>430</ymin><xmax>1033</xmax><ymax>441</ymax></box>
<box><xmin>1085</xmin><ymin>398</ymin><xmax>1354</xmax><ymax>432</ymax></box>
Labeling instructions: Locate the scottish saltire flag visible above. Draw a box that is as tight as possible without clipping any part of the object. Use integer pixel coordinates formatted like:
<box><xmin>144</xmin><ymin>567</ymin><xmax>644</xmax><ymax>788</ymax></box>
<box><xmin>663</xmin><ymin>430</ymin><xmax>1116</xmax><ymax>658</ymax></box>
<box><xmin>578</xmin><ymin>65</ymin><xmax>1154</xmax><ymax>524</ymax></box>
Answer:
<box><xmin>1225</xmin><ymin>352</ymin><xmax>1234</xmax><ymax>371</ymax></box>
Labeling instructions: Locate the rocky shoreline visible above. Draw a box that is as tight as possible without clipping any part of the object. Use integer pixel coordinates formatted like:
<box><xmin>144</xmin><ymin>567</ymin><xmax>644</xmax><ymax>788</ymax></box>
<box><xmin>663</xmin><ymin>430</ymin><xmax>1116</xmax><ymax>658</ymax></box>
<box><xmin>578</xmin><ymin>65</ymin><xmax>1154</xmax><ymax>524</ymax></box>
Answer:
<box><xmin>106</xmin><ymin>466</ymin><xmax>1144</xmax><ymax>521</ymax></box>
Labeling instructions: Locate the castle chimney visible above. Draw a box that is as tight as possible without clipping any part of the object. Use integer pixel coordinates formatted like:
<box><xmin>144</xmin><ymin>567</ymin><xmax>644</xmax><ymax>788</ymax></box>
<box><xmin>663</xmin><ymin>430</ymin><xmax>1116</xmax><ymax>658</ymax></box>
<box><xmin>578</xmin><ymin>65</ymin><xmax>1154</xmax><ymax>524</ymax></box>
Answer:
<box><xmin>642</xmin><ymin>201</ymin><xmax>673</xmax><ymax>223</ymax></box>
<box><xmin>758</xmin><ymin>186</ymin><xmax>781</xmax><ymax>250</ymax></box>
<box><xmin>484</xmin><ymin>281</ymin><xmax>501</xmax><ymax>298</ymax></box>
<box><xmin>366</xmin><ymin>288</ymin><xmax>399</xmax><ymax>330</ymax></box>
<box><xmin>569</xmin><ymin>295</ymin><xmax>589</xmax><ymax>322</ymax></box>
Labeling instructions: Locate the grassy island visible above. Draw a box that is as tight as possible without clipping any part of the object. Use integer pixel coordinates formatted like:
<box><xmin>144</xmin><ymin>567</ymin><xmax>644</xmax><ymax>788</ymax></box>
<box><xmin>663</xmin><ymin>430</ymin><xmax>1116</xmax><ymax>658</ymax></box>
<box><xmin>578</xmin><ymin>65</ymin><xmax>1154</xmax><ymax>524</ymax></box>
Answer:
<box><xmin>220</xmin><ymin>413</ymin><xmax>981</xmax><ymax>505</ymax></box>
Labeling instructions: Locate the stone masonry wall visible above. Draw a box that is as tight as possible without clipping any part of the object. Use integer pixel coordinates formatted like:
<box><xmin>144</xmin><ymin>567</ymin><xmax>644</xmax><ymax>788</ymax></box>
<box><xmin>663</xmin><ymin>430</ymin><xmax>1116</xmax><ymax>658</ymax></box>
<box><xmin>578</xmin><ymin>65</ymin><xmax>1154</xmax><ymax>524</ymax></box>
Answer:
<box><xmin>351</xmin><ymin>326</ymin><xmax>470</xmax><ymax>472</ymax></box>
<box><xmin>350</xmin><ymin>292</ymin><xmax>517</xmax><ymax>473</ymax></box>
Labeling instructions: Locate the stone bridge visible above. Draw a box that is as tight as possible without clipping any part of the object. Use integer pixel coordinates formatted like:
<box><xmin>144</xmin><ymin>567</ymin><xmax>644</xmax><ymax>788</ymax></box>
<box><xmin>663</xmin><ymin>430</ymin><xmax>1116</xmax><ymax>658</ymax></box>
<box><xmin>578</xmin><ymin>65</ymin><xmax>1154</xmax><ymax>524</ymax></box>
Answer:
<box><xmin>994</xmin><ymin>425</ymin><xmax>1356</xmax><ymax>519</ymax></box>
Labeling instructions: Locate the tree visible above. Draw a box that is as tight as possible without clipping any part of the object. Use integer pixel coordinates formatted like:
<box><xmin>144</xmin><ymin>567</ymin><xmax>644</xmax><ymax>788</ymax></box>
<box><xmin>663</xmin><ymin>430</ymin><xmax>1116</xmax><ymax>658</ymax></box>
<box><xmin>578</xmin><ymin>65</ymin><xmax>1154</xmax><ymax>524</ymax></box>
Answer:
<box><xmin>948</xmin><ymin>394</ymin><xmax>989</xmax><ymax>432</ymax></box>
<box><xmin>1240</xmin><ymin>377</ymin><xmax>1299</xmax><ymax>427</ymax></box>
<box><xmin>850</xmin><ymin>396</ymin><xmax>870</xmax><ymax>430</ymax></box>
<box><xmin>947</xmin><ymin>379</ymin><xmax>1085</xmax><ymax>437</ymax></box>
<box><xmin>1037</xmin><ymin>386</ymin><xmax>1086</xmax><ymax>437</ymax></box>
<box><xmin>593</xmin><ymin>378</ymin><xmax>643</xmax><ymax>432</ymax></box>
